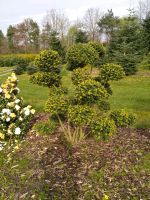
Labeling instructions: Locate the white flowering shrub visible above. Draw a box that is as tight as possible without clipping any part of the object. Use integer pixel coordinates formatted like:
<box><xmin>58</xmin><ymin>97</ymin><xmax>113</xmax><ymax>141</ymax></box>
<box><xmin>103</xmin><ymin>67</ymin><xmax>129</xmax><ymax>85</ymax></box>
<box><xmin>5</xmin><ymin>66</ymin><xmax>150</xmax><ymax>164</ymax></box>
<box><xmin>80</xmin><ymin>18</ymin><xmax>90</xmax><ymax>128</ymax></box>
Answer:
<box><xmin>0</xmin><ymin>73</ymin><xmax>35</xmax><ymax>151</ymax></box>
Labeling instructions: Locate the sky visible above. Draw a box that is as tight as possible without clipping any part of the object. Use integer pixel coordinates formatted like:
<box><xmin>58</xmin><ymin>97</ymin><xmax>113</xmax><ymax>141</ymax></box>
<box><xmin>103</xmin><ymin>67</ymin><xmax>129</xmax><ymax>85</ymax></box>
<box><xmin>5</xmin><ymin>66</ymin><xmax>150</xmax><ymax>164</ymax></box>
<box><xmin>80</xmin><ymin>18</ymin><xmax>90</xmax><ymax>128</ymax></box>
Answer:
<box><xmin>0</xmin><ymin>0</ymin><xmax>138</xmax><ymax>34</ymax></box>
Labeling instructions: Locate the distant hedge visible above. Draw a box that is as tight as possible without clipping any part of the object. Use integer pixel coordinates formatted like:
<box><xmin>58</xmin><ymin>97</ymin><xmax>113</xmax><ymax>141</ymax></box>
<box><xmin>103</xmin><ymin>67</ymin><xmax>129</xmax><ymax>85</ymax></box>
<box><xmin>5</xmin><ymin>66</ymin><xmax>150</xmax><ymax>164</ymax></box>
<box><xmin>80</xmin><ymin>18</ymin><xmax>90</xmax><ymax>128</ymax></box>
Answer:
<box><xmin>0</xmin><ymin>54</ymin><xmax>37</xmax><ymax>67</ymax></box>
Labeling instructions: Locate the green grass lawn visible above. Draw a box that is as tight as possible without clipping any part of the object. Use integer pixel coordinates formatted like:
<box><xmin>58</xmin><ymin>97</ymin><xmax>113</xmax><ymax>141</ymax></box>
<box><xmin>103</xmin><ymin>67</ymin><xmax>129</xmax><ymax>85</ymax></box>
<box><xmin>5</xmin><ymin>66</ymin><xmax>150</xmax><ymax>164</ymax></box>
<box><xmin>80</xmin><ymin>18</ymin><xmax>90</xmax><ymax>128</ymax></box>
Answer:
<box><xmin>0</xmin><ymin>67</ymin><xmax>150</xmax><ymax>128</ymax></box>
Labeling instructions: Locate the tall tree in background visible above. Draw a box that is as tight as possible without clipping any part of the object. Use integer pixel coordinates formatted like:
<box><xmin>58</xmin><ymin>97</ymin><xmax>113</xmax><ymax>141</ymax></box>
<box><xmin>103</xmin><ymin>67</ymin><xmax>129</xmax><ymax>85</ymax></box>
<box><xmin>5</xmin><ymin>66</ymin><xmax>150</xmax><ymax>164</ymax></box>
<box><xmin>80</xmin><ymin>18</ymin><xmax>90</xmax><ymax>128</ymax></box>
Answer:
<box><xmin>83</xmin><ymin>8</ymin><xmax>101</xmax><ymax>41</ymax></box>
<box><xmin>0</xmin><ymin>30</ymin><xmax>4</xmax><ymax>51</ymax></box>
<box><xmin>136</xmin><ymin>0</ymin><xmax>150</xmax><ymax>21</ymax></box>
<box><xmin>40</xmin><ymin>23</ymin><xmax>51</xmax><ymax>49</ymax></box>
<box><xmin>49</xmin><ymin>31</ymin><xmax>64</xmax><ymax>58</ymax></box>
<box><xmin>43</xmin><ymin>9</ymin><xmax>69</xmax><ymax>41</ymax></box>
<box><xmin>107</xmin><ymin>14</ymin><xmax>146</xmax><ymax>75</ymax></box>
<box><xmin>143</xmin><ymin>13</ymin><xmax>150</xmax><ymax>51</ymax></box>
<box><xmin>24</xmin><ymin>18</ymin><xmax>40</xmax><ymax>52</ymax></box>
<box><xmin>98</xmin><ymin>9</ymin><xmax>119</xmax><ymax>42</ymax></box>
<box><xmin>7</xmin><ymin>25</ymin><xmax>15</xmax><ymax>52</ymax></box>
<box><xmin>75</xmin><ymin>29</ymin><xmax>88</xmax><ymax>43</ymax></box>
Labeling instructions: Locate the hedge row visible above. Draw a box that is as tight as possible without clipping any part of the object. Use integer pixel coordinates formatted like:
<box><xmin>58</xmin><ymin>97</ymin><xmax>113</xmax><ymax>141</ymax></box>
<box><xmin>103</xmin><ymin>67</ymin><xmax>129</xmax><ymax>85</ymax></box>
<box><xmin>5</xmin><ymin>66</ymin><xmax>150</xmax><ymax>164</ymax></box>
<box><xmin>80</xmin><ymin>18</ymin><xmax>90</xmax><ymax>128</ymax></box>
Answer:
<box><xmin>0</xmin><ymin>54</ymin><xmax>37</xmax><ymax>67</ymax></box>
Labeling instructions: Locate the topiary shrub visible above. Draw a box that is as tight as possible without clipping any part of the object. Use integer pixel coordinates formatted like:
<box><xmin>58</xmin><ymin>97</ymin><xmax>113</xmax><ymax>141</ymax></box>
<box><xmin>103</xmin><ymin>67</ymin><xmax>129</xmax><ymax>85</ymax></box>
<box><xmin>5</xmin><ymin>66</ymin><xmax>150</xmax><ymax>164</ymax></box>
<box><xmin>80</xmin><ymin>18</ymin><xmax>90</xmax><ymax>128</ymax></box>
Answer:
<box><xmin>30</xmin><ymin>71</ymin><xmax>61</xmax><ymax>87</ymax></box>
<box><xmin>100</xmin><ymin>63</ymin><xmax>125</xmax><ymax>82</ymax></box>
<box><xmin>88</xmin><ymin>41</ymin><xmax>105</xmax><ymax>58</ymax></box>
<box><xmin>97</xmin><ymin>100</ymin><xmax>110</xmax><ymax>112</ymax></box>
<box><xmin>66</xmin><ymin>43</ymin><xmax>99</xmax><ymax>71</ymax></box>
<box><xmin>34</xmin><ymin>50</ymin><xmax>61</xmax><ymax>71</ymax></box>
<box><xmin>30</xmin><ymin>50</ymin><xmax>62</xmax><ymax>88</ymax></box>
<box><xmin>91</xmin><ymin>117</ymin><xmax>116</xmax><ymax>140</ymax></box>
<box><xmin>68</xmin><ymin>105</ymin><xmax>96</xmax><ymax>126</ymax></box>
<box><xmin>45</xmin><ymin>87</ymin><xmax>69</xmax><ymax>117</ymax></box>
<box><xmin>75</xmin><ymin>79</ymin><xmax>108</xmax><ymax>104</ymax></box>
<box><xmin>110</xmin><ymin>109</ymin><xmax>136</xmax><ymax>127</ymax></box>
<box><xmin>72</xmin><ymin>67</ymin><xmax>91</xmax><ymax>86</ymax></box>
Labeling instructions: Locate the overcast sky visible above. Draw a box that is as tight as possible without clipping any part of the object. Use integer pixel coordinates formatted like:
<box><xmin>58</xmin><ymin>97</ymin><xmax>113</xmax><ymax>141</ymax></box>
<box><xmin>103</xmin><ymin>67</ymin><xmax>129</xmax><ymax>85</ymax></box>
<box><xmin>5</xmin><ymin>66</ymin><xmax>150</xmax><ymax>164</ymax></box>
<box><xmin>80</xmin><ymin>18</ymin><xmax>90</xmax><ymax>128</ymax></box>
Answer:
<box><xmin>0</xmin><ymin>0</ymin><xmax>138</xmax><ymax>34</ymax></box>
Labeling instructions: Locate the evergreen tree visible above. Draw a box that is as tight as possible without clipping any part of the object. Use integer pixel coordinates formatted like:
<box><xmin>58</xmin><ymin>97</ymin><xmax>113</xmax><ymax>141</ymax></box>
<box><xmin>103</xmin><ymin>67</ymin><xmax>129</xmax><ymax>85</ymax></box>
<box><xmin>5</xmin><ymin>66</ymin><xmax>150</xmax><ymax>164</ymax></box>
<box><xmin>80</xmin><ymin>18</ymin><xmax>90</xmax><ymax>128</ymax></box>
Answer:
<box><xmin>7</xmin><ymin>25</ymin><xmax>15</xmax><ymax>52</ymax></box>
<box><xmin>107</xmin><ymin>15</ymin><xmax>146</xmax><ymax>75</ymax></box>
<box><xmin>75</xmin><ymin>30</ymin><xmax>88</xmax><ymax>43</ymax></box>
<box><xmin>143</xmin><ymin>13</ymin><xmax>150</xmax><ymax>51</ymax></box>
<box><xmin>49</xmin><ymin>31</ymin><xmax>64</xmax><ymax>59</ymax></box>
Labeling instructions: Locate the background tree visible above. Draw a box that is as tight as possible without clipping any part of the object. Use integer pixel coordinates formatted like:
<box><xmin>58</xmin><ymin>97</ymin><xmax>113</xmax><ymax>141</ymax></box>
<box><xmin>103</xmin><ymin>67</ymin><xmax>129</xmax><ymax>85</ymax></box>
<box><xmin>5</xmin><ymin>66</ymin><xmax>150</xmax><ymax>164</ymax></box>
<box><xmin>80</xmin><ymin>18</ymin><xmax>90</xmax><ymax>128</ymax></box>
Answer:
<box><xmin>75</xmin><ymin>29</ymin><xmax>88</xmax><ymax>43</ymax></box>
<box><xmin>0</xmin><ymin>30</ymin><xmax>6</xmax><ymax>53</ymax></box>
<box><xmin>7</xmin><ymin>25</ymin><xmax>15</xmax><ymax>52</ymax></box>
<box><xmin>143</xmin><ymin>13</ymin><xmax>150</xmax><ymax>51</ymax></box>
<box><xmin>107</xmin><ymin>14</ymin><xmax>146</xmax><ymax>75</ymax></box>
<box><xmin>83</xmin><ymin>8</ymin><xmax>101</xmax><ymax>41</ymax></box>
<box><xmin>43</xmin><ymin>9</ymin><xmax>69</xmax><ymax>41</ymax></box>
<box><xmin>98</xmin><ymin>9</ymin><xmax>119</xmax><ymax>42</ymax></box>
<box><xmin>24</xmin><ymin>18</ymin><xmax>40</xmax><ymax>52</ymax></box>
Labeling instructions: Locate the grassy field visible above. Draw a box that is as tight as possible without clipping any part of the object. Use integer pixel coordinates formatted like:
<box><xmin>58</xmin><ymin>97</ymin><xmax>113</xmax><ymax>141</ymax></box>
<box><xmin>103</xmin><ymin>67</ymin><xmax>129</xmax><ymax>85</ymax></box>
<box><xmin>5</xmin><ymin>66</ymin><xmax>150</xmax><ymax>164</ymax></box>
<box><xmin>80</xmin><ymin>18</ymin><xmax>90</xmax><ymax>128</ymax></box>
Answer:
<box><xmin>0</xmin><ymin>67</ymin><xmax>150</xmax><ymax>128</ymax></box>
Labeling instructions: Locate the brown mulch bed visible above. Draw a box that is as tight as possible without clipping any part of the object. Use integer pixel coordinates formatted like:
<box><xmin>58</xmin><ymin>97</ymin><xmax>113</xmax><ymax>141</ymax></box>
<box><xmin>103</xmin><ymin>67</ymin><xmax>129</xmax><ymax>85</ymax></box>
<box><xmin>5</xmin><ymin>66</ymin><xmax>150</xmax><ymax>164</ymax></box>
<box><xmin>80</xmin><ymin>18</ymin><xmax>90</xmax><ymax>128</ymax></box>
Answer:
<box><xmin>1</xmin><ymin>114</ymin><xmax>150</xmax><ymax>199</ymax></box>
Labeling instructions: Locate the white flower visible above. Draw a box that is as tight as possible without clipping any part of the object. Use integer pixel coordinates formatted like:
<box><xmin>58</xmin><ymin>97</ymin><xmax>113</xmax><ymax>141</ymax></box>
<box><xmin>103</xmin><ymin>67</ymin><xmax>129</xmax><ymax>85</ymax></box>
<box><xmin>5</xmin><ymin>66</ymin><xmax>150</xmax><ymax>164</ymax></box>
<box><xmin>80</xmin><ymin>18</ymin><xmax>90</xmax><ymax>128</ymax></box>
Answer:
<box><xmin>2</xmin><ymin>108</ymin><xmax>11</xmax><ymax>115</ymax></box>
<box><xmin>0</xmin><ymin>88</ymin><xmax>3</xmax><ymax>93</ymax></box>
<box><xmin>6</xmin><ymin>117</ymin><xmax>10</xmax><ymax>122</ymax></box>
<box><xmin>15</xmin><ymin>127</ymin><xmax>21</xmax><ymax>135</ymax></box>
<box><xmin>24</xmin><ymin>109</ymin><xmax>30</xmax><ymax>116</ymax></box>
<box><xmin>15</xmin><ymin>105</ymin><xmax>20</xmax><ymax>111</ymax></box>
<box><xmin>15</xmin><ymin>99</ymin><xmax>20</xmax><ymax>104</ymax></box>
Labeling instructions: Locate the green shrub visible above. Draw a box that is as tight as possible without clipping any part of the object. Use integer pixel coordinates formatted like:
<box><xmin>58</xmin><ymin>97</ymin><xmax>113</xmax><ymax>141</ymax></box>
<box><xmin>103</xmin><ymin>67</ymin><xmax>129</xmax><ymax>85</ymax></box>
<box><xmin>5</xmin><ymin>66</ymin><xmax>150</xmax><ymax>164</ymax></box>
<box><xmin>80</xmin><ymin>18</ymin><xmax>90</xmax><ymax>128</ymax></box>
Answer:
<box><xmin>0</xmin><ymin>54</ymin><xmax>36</xmax><ymax>67</ymax></box>
<box><xmin>88</xmin><ymin>41</ymin><xmax>105</xmax><ymax>58</ymax></box>
<box><xmin>14</xmin><ymin>65</ymin><xmax>25</xmax><ymax>75</ymax></box>
<box><xmin>66</xmin><ymin>43</ymin><xmax>99</xmax><ymax>70</ymax></box>
<box><xmin>26</xmin><ymin>63</ymin><xmax>38</xmax><ymax>75</ymax></box>
<box><xmin>34</xmin><ymin>50</ymin><xmax>61</xmax><ymax>71</ymax></box>
<box><xmin>100</xmin><ymin>63</ymin><xmax>125</xmax><ymax>82</ymax></box>
<box><xmin>110</xmin><ymin>110</ymin><xmax>136</xmax><ymax>127</ymax></box>
<box><xmin>75</xmin><ymin>79</ymin><xmax>108</xmax><ymax>104</ymax></box>
<box><xmin>30</xmin><ymin>50</ymin><xmax>62</xmax><ymax>88</ymax></box>
<box><xmin>68</xmin><ymin>105</ymin><xmax>96</xmax><ymax>126</ymax></box>
<box><xmin>91</xmin><ymin>117</ymin><xmax>116</xmax><ymax>140</ymax></box>
<box><xmin>97</xmin><ymin>100</ymin><xmax>110</xmax><ymax>111</ymax></box>
<box><xmin>33</xmin><ymin>120</ymin><xmax>57</xmax><ymax>135</ymax></box>
<box><xmin>30</xmin><ymin>71</ymin><xmax>61</xmax><ymax>87</ymax></box>
<box><xmin>45</xmin><ymin>87</ymin><xmax>69</xmax><ymax>117</ymax></box>
<box><xmin>72</xmin><ymin>67</ymin><xmax>91</xmax><ymax>86</ymax></box>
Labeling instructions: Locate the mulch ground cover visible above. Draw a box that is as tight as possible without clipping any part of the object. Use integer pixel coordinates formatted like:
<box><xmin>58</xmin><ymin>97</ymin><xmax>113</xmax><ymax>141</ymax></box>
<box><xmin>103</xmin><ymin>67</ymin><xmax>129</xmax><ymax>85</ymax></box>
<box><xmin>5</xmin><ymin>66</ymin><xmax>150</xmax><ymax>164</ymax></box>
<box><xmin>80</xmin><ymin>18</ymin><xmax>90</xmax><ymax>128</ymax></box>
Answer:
<box><xmin>0</xmin><ymin>114</ymin><xmax>150</xmax><ymax>200</ymax></box>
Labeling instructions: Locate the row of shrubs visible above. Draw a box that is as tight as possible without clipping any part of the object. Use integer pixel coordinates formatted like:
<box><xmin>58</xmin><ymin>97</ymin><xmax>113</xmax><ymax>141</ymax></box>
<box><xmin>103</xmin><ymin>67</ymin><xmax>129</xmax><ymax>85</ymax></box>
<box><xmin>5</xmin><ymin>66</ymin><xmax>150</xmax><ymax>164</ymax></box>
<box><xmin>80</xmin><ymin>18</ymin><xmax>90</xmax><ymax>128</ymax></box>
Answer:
<box><xmin>0</xmin><ymin>54</ymin><xmax>37</xmax><ymax>67</ymax></box>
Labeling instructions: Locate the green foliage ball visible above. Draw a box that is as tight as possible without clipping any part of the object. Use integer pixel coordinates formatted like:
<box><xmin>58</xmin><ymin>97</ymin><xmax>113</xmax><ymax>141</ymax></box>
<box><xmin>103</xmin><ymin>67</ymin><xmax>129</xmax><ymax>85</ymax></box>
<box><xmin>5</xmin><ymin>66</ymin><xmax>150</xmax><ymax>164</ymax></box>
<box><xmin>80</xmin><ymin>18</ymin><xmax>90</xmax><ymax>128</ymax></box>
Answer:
<box><xmin>30</xmin><ymin>71</ymin><xmax>61</xmax><ymax>87</ymax></box>
<box><xmin>34</xmin><ymin>49</ymin><xmax>61</xmax><ymax>72</ymax></box>
<box><xmin>45</xmin><ymin>87</ymin><xmax>69</xmax><ymax>116</ymax></box>
<box><xmin>100</xmin><ymin>63</ymin><xmax>125</xmax><ymax>81</ymax></box>
<box><xmin>75</xmin><ymin>79</ymin><xmax>108</xmax><ymax>104</ymax></box>
<box><xmin>91</xmin><ymin>117</ymin><xmax>116</xmax><ymax>140</ymax></box>
<box><xmin>110</xmin><ymin>109</ymin><xmax>136</xmax><ymax>127</ymax></box>
<box><xmin>88</xmin><ymin>41</ymin><xmax>105</xmax><ymax>58</ymax></box>
<box><xmin>72</xmin><ymin>67</ymin><xmax>91</xmax><ymax>86</ymax></box>
<box><xmin>66</xmin><ymin>43</ymin><xmax>99</xmax><ymax>70</ymax></box>
<box><xmin>68</xmin><ymin>105</ymin><xmax>96</xmax><ymax>126</ymax></box>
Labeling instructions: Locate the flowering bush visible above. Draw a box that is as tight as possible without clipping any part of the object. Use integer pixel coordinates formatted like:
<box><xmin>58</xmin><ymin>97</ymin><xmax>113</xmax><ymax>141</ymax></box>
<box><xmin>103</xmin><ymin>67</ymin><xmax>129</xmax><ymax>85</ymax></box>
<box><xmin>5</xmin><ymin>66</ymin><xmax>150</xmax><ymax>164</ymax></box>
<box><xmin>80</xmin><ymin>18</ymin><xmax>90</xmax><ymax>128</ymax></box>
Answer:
<box><xmin>0</xmin><ymin>73</ymin><xmax>35</xmax><ymax>150</ymax></box>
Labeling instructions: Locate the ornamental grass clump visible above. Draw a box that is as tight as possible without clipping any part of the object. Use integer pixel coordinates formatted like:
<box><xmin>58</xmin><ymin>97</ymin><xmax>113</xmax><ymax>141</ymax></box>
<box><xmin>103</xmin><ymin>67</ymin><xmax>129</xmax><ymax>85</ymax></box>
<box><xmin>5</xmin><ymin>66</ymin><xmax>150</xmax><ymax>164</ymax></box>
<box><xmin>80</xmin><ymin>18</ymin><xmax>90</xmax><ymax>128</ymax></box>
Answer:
<box><xmin>0</xmin><ymin>73</ymin><xmax>35</xmax><ymax>151</ymax></box>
